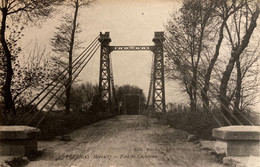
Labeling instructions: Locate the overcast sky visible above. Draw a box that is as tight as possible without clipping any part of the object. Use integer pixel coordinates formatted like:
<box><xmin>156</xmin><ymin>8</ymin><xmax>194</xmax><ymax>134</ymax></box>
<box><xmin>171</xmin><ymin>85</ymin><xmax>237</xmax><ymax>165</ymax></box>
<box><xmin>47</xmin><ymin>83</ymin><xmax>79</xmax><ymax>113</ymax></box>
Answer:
<box><xmin>19</xmin><ymin>0</ymin><xmax>188</xmax><ymax>105</ymax></box>
<box><xmin>17</xmin><ymin>0</ymin><xmax>260</xmax><ymax>110</ymax></box>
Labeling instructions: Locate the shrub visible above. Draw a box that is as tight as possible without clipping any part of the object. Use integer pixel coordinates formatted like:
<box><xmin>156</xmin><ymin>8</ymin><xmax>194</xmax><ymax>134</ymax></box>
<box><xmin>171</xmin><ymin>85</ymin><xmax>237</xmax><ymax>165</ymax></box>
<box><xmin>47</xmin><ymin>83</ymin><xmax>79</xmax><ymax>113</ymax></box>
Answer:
<box><xmin>38</xmin><ymin>110</ymin><xmax>113</xmax><ymax>139</ymax></box>
<box><xmin>38</xmin><ymin>92</ymin><xmax>113</xmax><ymax>139</ymax></box>
<box><xmin>143</xmin><ymin>104</ymin><xmax>218</xmax><ymax>140</ymax></box>
<box><xmin>2</xmin><ymin>82</ymin><xmax>114</xmax><ymax>139</ymax></box>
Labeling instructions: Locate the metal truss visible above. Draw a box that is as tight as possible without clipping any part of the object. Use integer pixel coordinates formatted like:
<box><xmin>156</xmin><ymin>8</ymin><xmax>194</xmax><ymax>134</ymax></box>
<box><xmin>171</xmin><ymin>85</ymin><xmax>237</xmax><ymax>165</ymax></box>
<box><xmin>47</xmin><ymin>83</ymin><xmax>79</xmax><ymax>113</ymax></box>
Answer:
<box><xmin>99</xmin><ymin>32</ymin><xmax>111</xmax><ymax>104</ymax></box>
<box><xmin>152</xmin><ymin>32</ymin><xmax>166</xmax><ymax>112</ymax></box>
<box><xmin>110</xmin><ymin>46</ymin><xmax>154</xmax><ymax>52</ymax></box>
<box><xmin>98</xmin><ymin>32</ymin><xmax>166</xmax><ymax>113</ymax></box>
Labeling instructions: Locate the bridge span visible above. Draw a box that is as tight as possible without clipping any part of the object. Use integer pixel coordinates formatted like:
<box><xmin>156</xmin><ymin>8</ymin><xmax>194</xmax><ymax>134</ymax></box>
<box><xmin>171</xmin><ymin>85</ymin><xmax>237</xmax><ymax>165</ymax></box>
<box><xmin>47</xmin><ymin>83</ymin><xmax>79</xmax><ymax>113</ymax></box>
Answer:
<box><xmin>26</xmin><ymin>115</ymin><xmax>221</xmax><ymax>167</ymax></box>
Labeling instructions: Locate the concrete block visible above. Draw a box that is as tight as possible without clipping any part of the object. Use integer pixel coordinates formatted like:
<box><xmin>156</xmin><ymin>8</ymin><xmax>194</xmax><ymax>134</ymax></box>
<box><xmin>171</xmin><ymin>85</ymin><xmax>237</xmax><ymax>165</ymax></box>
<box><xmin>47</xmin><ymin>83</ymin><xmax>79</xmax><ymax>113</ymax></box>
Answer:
<box><xmin>0</xmin><ymin>126</ymin><xmax>40</xmax><ymax>156</ymax></box>
<box><xmin>227</xmin><ymin>140</ymin><xmax>259</xmax><ymax>156</ymax></box>
<box><xmin>212</xmin><ymin>126</ymin><xmax>260</xmax><ymax>157</ymax></box>
<box><xmin>212</xmin><ymin>126</ymin><xmax>260</xmax><ymax>140</ymax></box>
<box><xmin>0</xmin><ymin>145</ymin><xmax>11</xmax><ymax>155</ymax></box>
<box><xmin>0</xmin><ymin>126</ymin><xmax>40</xmax><ymax>140</ymax></box>
<box><xmin>10</xmin><ymin>145</ymin><xmax>25</xmax><ymax>156</ymax></box>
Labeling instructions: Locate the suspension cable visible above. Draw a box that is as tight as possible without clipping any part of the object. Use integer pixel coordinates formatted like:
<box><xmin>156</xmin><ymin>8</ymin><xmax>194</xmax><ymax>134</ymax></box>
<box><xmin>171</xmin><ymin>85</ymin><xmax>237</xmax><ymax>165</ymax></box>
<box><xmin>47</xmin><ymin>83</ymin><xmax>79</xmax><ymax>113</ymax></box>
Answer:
<box><xmin>146</xmin><ymin>53</ymin><xmax>155</xmax><ymax>109</ymax></box>
<box><xmin>35</xmin><ymin>44</ymin><xmax>100</xmax><ymax>127</ymax></box>
<box><xmin>26</xmin><ymin>42</ymin><xmax>100</xmax><ymax>125</ymax></box>
<box><xmin>163</xmin><ymin>34</ymin><xmax>251</xmax><ymax>125</ymax></box>
<box><xmin>164</xmin><ymin>42</ymin><xmax>227</xmax><ymax>126</ymax></box>
<box><xmin>162</xmin><ymin>33</ymin><xmax>252</xmax><ymax>125</ymax></box>
<box><xmin>26</xmin><ymin>33</ymin><xmax>108</xmax><ymax>126</ymax></box>
<box><xmin>15</xmin><ymin>39</ymin><xmax>100</xmax><ymax>125</ymax></box>
<box><xmin>163</xmin><ymin>38</ymin><xmax>234</xmax><ymax>124</ymax></box>
<box><xmin>8</xmin><ymin>35</ymin><xmax>99</xmax><ymax>124</ymax></box>
<box><xmin>159</xmin><ymin>34</ymin><xmax>231</xmax><ymax>126</ymax></box>
<box><xmin>109</xmin><ymin>54</ymin><xmax>118</xmax><ymax>108</ymax></box>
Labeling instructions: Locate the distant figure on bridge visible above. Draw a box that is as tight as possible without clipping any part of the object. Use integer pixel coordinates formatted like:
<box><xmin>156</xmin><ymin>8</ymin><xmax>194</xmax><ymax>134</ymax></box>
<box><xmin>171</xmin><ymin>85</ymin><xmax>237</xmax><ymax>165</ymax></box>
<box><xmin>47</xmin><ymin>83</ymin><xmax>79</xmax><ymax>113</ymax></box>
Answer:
<box><xmin>118</xmin><ymin>102</ymin><xmax>123</xmax><ymax>115</ymax></box>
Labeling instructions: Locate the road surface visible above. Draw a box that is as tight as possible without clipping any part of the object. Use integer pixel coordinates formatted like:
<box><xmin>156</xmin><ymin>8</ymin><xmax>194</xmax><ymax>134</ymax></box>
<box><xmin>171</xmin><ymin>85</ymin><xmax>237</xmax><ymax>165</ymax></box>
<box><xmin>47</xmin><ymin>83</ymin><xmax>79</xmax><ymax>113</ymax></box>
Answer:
<box><xmin>27</xmin><ymin>115</ymin><xmax>222</xmax><ymax>167</ymax></box>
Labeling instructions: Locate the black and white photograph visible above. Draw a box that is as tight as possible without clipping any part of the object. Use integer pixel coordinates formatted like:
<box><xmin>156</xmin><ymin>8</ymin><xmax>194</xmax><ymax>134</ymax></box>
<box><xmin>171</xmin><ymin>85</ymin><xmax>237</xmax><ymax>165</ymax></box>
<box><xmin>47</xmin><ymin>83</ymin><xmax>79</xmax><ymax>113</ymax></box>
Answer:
<box><xmin>0</xmin><ymin>0</ymin><xmax>260</xmax><ymax>166</ymax></box>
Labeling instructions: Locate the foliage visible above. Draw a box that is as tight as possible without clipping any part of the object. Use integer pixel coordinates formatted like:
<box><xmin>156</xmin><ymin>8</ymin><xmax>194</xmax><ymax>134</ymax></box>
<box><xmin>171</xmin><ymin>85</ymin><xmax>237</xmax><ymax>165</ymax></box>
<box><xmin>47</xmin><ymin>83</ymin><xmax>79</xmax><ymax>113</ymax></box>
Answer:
<box><xmin>39</xmin><ymin>109</ymin><xmax>113</xmax><ymax>139</ymax></box>
<box><xmin>115</xmin><ymin>85</ymin><xmax>146</xmax><ymax>104</ymax></box>
<box><xmin>165</xmin><ymin>0</ymin><xmax>260</xmax><ymax>124</ymax></box>
<box><xmin>38</xmin><ymin>82</ymin><xmax>110</xmax><ymax>139</ymax></box>
<box><xmin>165</xmin><ymin>0</ymin><xmax>217</xmax><ymax>111</ymax></box>
<box><xmin>0</xmin><ymin>24</ymin><xmax>51</xmax><ymax>110</ymax></box>
<box><xmin>0</xmin><ymin>24</ymin><xmax>23</xmax><ymax>102</ymax></box>
<box><xmin>71</xmin><ymin>83</ymin><xmax>99</xmax><ymax>111</ymax></box>
<box><xmin>143</xmin><ymin>104</ymin><xmax>218</xmax><ymax>140</ymax></box>
<box><xmin>115</xmin><ymin>84</ymin><xmax>146</xmax><ymax>111</ymax></box>
<box><xmin>13</xmin><ymin>44</ymin><xmax>52</xmax><ymax>106</ymax></box>
<box><xmin>50</xmin><ymin>0</ymin><xmax>95</xmax><ymax>114</ymax></box>
<box><xmin>54</xmin><ymin>82</ymin><xmax>100</xmax><ymax>112</ymax></box>
<box><xmin>0</xmin><ymin>81</ymin><xmax>111</xmax><ymax>139</ymax></box>
<box><xmin>1</xmin><ymin>0</ymin><xmax>60</xmax><ymax>22</ymax></box>
<box><xmin>1</xmin><ymin>0</ymin><xmax>64</xmax><ymax>114</ymax></box>
<box><xmin>49</xmin><ymin>12</ymin><xmax>82</xmax><ymax>113</ymax></box>
<box><xmin>51</xmin><ymin>15</ymin><xmax>82</xmax><ymax>55</ymax></box>
<box><xmin>218</xmin><ymin>1</ymin><xmax>260</xmax><ymax>122</ymax></box>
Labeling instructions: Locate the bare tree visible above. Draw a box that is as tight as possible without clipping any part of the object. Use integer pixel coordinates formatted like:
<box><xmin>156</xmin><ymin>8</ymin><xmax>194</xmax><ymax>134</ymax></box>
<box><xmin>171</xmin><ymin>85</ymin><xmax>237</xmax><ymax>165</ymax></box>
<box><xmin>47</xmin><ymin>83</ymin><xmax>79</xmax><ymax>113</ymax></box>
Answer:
<box><xmin>11</xmin><ymin>42</ymin><xmax>52</xmax><ymax>107</ymax></box>
<box><xmin>201</xmin><ymin>0</ymin><xmax>247</xmax><ymax>113</ymax></box>
<box><xmin>219</xmin><ymin>1</ymin><xmax>259</xmax><ymax>123</ymax></box>
<box><xmin>50</xmin><ymin>0</ymin><xmax>95</xmax><ymax>114</ymax></box>
<box><xmin>165</xmin><ymin>0</ymin><xmax>260</xmax><ymax>126</ymax></box>
<box><xmin>236</xmin><ymin>46</ymin><xmax>259</xmax><ymax>112</ymax></box>
<box><xmin>0</xmin><ymin>0</ymin><xmax>62</xmax><ymax>114</ymax></box>
<box><xmin>165</xmin><ymin>0</ymin><xmax>216</xmax><ymax>111</ymax></box>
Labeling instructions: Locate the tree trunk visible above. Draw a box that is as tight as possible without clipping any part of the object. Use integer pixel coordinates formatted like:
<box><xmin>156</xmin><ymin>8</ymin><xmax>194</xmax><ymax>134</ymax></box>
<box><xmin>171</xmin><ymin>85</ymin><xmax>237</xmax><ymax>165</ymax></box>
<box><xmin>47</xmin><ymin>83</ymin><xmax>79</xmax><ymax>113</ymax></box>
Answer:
<box><xmin>219</xmin><ymin>7</ymin><xmax>259</xmax><ymax>124</ymax></box>
<box><xmin>65</xmin><ymin>0</ymin><xmax>79</xmax><ymax>114</ymax></box>
<box><xmin>234</xmin><ymin>59</ymin><xmax>242</xmax><ymax>113</ymax></box>
<box><xmin>1</xmin><ymin>9</ymin><xmax>16</xmax><ymax>115</ymax></box>
<box><xmin>188</xmin><ymin>85</ymin><xmax>196</xmax><ymax>112</ymax></box>
<box><xmin>202</xmin><ymin>21</ymin><xmax>226</xmax><ymax>113</ymax></box>
<box><xmin>192</xmin><ymin>71</ymin><xmax>197</xmax><ymax>112</ymax></box>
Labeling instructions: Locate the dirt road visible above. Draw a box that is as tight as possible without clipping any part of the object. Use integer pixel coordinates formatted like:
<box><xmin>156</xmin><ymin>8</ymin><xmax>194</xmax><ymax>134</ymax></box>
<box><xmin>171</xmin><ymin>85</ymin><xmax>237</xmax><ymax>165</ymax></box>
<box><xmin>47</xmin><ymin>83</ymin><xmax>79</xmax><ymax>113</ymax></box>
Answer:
<box><xmin>26</xmin><ymin>115</ymin><xmax>222</xmax><ymax>167</ymax></box>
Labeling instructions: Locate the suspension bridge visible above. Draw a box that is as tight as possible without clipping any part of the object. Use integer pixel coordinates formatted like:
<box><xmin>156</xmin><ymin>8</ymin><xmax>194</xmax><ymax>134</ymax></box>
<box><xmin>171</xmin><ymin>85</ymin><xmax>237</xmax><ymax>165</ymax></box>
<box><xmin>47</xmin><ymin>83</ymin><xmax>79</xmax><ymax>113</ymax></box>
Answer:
<box><xmin>6</xmin><ymin>31</ymin><xmax>166</xmax><ymax>127</ymax></box>
<box><xmin>1</xmin><ymin>31</ymin><xmax>259</xmax><ymax>167</ymax></box>
<box><xmin>5</xmin><ymin>31</ymin><xmax>254</xmax><ymax>128</ymax></box>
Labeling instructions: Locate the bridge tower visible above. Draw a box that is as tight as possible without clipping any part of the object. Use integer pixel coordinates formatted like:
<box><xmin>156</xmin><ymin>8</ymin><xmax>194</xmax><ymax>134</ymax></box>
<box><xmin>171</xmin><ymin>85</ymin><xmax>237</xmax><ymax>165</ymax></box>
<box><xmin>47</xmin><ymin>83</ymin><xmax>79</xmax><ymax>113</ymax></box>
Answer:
<box><xmin>98</xmin><ymin>31</ymin><xmax>166</xmax><ymax>113</ymax></box>
<box><xmin>152</xmin><ymin>32</ymin><xmax>166</xmax><ymax>112</ymax></box>
<box><xmin>98</xmin><ymin>32</ymin><xmax>112</xmax><ymax>108</ymax></box>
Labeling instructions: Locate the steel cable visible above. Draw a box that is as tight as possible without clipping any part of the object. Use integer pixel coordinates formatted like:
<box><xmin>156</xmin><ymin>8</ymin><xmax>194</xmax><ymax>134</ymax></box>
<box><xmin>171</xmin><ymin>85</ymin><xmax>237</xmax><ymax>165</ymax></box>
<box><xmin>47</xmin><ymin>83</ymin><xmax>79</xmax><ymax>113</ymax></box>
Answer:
<box><xmin>146</xmin><ymin>53</ymin><xmax>155</xmax><ymax>109</ymax></box>
<box><xmin>163</xmin><ymin>34</ymin><xmax>252</xmax><ymax>125</ymax></box>
<box><xmin>27</xmin><ymin>33</ymin><xmax>108</xmax><ymax>126</ymax></box>
<box><xmin>26</xmin><ymin>41</ymin><xmax>100</xmax><ymax>125</ymax></box>
<box><xmin>8</xmin><ymin>35</ymin><xmax>99</xmax><ymax>124</ymax></box>
<box><xmin>109</xmin><ymin>54</ymin><xmax>118</xmax><ymax>108</ymax></box>
<box><xmin>15</xmin><ymin>39</ymin><xmax>100</xmax><ymax>125</ymax></box>
<box><xmin>35</xmin><ymin>43</ymin><xmax>100</xmax><ymax>127</ymax></box>
<box><xmin>162</xmin><ymin>33</ymin><xmax>252</xmax><ymax>125</ymax></box>
<box><xmin>158</xmin><ymin>34</ymin><xmax>230</xmax><ymax>126</ymax></box>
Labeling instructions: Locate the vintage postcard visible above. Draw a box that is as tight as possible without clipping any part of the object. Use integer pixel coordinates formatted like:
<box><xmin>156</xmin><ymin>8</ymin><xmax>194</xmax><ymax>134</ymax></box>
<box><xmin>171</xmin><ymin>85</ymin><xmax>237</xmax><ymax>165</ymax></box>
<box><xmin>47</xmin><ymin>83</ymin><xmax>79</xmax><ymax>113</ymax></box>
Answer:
<box><xmin>0</xmin><ymin>0</ymin><xmax>260</xmax><ymax>166</ymax></box>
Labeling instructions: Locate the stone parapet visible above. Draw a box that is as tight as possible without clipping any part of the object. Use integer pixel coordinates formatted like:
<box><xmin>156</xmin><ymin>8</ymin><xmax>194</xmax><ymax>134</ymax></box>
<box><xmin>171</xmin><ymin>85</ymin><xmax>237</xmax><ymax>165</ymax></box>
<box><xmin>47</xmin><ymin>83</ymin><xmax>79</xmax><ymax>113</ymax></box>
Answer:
<box><xmin>0</xmin><ymin>126</ymin><xmax>40</xmax><ymax>156</ymax></box>
<box><xmin>212</xmin><ymin>126</ymin><xmax>260</xmax><ymax>157</ymax></box>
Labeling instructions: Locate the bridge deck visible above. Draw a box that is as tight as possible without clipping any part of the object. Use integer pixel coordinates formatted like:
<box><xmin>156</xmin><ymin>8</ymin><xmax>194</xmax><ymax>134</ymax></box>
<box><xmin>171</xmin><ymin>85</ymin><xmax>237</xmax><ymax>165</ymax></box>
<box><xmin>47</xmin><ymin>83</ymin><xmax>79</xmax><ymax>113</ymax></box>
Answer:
<box><xmin>27</xmin><ymin>115</ymin><xmax>221</xmax><ymax>167</ymax></box>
